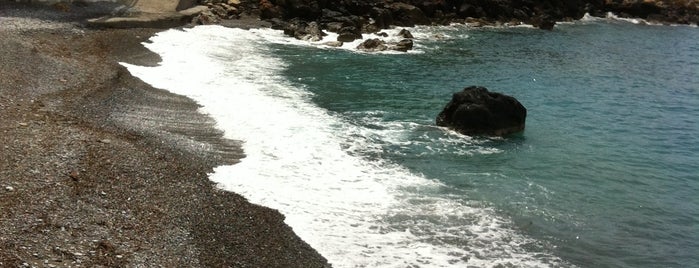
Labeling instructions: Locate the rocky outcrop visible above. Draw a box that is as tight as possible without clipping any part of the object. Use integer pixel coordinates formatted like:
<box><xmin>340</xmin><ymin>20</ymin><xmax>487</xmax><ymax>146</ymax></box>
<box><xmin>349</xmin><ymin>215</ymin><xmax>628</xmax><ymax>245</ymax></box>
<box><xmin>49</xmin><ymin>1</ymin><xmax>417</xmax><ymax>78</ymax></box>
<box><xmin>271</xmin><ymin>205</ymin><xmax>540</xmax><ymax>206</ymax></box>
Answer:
<box><xmin>388</xmin><ymin>2</ymin><xmax>430</xmax><ymax>26</ymax></box>
<box><xmin>436</xmin><ymin>86</ymin><xmax>526</xmax><ymax>136</ymax></box>
<box><xmin>252</xmin><ymin>0</ymin><xmax>698</xmax><ymax>36</ymax></box>
<box><xmin>598</xmin><ymin>0</ymin><xmax>699</xmax><ymax>24</ymax></box>
<box><xmin>356</xmin><ymin>37</ymin><xmax>414</xmax><ymax>52</ymax></box>
<box><xmin>275</xmin><ymin>19</ymin><xmax>326</xmax><ymax>41</ymax></box>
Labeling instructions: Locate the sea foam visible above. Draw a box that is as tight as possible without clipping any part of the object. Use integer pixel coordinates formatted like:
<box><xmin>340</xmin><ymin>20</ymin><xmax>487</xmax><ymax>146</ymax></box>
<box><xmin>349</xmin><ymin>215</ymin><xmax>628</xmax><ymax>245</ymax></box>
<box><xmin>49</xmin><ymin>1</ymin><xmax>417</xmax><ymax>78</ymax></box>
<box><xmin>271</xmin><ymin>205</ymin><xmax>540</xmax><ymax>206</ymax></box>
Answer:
<box><xmin>121</xmin><ymin>25</ymin><xmax>569</xmax><ymax>267</ymax></box>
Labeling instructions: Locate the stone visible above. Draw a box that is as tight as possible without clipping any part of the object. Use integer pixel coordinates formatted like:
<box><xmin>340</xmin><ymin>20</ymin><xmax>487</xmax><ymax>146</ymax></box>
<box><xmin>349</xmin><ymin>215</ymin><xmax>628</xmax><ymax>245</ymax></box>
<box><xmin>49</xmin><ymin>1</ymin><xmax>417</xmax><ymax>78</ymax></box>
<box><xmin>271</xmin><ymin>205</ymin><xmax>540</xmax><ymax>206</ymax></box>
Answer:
<box><xmin>192</xmin><ymin>10</ymin><xmax>219</xmax><ymax>25</ymax></box>
<box><xmin>531</xmin><ymin>14</ymin><xmax>556</xmax><ymax>30</ymax></box>
<box><xmin>259</xmin><ymin>0</ymin><xmax>282</xmax><ymax>19</ymax></box>
<box><xmin>324</xmin><ymin>22</ymin><xmax>344</xmax><ymax>33</ymax></box>
<box><xmin>362</xmin><ymin>23</ymin><xmax>381</xmax><ymax>34</ymax></box>
<box><xmin>396</xmin><ymin>29</ymin><xmax>413</xmax><ymax>39</ymax></box>
<box><xmin>357</xmin><ymin>38</ymin><xmax>387</xmax><ymax>52</ymax></box>
<box><xmin>370</xmin><ymin>7</ymin><xmax>393</xmax><ymax>29</ymax></box>
<box><xmin>322</xmin><ymin>41</ymin><xmax>343</xmax><ymax>47</ymax></box>
<box><xmin>282</xmin><ymin>19</ymin><xmax>324</xmax><ymax>41</ymax></box>
<box><xmin>304</xmin><ymin>21</ymin><xmax>324</xmax><ymax>42</ymax></box>
<box><xmin>436</xmin><ymin>86</ymin><xmax>526</xmax><ymax>136</ymax></box>
<box><xmin>337</xmin><ymin>26</ymin><xmax>362</xmax><ymax>42</ymax></box>
<box><xmin>389</xmin><ymin>2</ymin><xmax>430</xmax><ymax>26</ymax></box>
<box><xmin>391</xmin><ymin>39</ymin><xmax>413</xmax><ymax>52</ymax></box>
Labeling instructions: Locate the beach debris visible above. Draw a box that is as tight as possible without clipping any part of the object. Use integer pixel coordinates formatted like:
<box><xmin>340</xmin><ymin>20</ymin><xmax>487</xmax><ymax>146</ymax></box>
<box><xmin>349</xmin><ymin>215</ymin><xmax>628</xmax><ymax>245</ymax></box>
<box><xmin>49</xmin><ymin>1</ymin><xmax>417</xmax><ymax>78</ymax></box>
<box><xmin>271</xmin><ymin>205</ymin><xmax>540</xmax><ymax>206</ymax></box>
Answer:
<box><xmin>4</xmin><ymin>186</ymin><xmax>14</xmax><ymax>192</ymax></box>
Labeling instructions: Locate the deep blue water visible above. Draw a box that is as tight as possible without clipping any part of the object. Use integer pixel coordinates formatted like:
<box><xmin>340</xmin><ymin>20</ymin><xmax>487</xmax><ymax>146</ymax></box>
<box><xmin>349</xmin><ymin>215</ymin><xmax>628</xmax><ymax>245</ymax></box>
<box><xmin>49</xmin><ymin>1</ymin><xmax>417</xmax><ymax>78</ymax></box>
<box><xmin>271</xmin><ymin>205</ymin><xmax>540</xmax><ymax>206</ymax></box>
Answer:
<box><xmin>275</xmin><ymin>21</ymin><xmax>699</xmax><ymax>267</ymax></box>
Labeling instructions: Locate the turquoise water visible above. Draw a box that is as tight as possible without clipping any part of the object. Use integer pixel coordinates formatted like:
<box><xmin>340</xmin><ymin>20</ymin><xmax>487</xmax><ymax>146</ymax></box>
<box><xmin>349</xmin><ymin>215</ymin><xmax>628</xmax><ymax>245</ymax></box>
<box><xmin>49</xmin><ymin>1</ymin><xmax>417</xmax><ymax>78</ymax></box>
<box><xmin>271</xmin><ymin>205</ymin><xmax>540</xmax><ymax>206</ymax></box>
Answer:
<box><xmin>125</xmin><ymin>20</ymin><xmax>699</xmax><ymax>267</ymax></box>
<box><xmin>273</xmin><ymin>21</ymin><xmax>699</xmax><ymax>267</ymax></box>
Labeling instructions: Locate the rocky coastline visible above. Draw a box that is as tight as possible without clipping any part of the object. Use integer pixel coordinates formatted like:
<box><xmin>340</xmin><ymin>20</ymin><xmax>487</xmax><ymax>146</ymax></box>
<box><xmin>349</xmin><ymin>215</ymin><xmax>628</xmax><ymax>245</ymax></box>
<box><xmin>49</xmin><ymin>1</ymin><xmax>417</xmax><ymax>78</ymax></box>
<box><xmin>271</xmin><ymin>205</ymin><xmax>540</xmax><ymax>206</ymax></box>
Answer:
<box><xmin>184</xmin><ymin>0</ymin><xmax>699</xmax><ymax>52</ymax></box>
<box><xmin>1</xmin><ymin>0</ymin><xmax>697</xmax><ymax>267</ymax></box>
<box><xmin>223</xmin><ymin>0</ymin><xmax>699</xmax><ymax>39</ymax></box>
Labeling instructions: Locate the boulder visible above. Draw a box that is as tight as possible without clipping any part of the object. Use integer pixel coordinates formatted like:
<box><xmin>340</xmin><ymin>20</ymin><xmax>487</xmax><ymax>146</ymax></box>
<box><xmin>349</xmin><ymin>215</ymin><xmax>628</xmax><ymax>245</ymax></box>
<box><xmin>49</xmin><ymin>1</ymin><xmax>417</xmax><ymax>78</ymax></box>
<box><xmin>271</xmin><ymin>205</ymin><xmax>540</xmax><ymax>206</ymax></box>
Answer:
<box><xmin>357</xmin><ymin>38</ymin><xmax>387</xmax><ymax>52</ymax></box>
<box><xmin>396</xmin><ymin>28</ymin><xmax>413</xmax><ymax>39</ymax></box>
<box><xmin>389</xmin><ymin>2</ymin><xmax>430</xmax><ymax>26</ymax></box>
<box><xmin>259</xmin><ymin>0</ymin><xmax>282</xmax><ymax>19</ymax></box>
<box><xmin>282</xmin><ymin>19</ymin><xmax>325</xmax><ymax>41</ymax></box>
<box><xmin>390</xmin><ymin>39</ymin><xmax>413</xmax><ymax>52</ymax></box>
<box><xmin>370</xmin><ymin>7</ymin><xmax>394</xmax><ymax>29</ymax></box>
<box><xmin>337</xmin><ymin>26</ymin><xmax>362</xmax><ymax>42</ymax></box>
<box><xmin>531</xmin><ymin>14</ymin><xmax>556</xmax><ymax>30</ymax></box>
<box><xmin>436</xmin><ymin>86</ymin><xmax>526</xmax><ymax>136</ymax></box>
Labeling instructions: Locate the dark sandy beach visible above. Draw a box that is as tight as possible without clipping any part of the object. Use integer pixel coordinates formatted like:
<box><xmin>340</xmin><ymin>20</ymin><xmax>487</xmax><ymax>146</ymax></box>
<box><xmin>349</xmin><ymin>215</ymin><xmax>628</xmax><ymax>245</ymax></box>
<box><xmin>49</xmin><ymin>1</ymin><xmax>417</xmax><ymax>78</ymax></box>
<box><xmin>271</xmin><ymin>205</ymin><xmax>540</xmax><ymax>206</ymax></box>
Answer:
<box><xmin>0</xmin><ymin>3</ymin><xmax>327</xmax><ymax>267</ymax></box>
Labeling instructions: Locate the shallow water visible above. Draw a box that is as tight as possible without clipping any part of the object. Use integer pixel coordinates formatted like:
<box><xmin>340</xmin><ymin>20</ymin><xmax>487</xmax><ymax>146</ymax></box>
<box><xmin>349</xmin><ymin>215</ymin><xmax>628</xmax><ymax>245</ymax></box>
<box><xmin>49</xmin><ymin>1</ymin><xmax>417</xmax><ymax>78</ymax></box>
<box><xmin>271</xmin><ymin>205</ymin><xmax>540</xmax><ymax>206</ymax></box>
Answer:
<box><xmin>124</xmin><ymin>19</ymin><xmax>699</xmax><ymax>267</ymax></box>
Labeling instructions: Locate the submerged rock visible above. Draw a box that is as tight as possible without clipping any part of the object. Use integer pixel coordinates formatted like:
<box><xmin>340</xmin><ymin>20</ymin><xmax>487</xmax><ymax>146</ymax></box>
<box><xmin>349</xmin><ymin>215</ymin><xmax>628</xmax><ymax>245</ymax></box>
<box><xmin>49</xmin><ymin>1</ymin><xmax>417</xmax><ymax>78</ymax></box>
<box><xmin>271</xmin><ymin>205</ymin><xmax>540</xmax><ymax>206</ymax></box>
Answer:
<box><xmin>436</xmin><ymin>86</ymin><xmax>526</xmax><ymax>136</ymax></box>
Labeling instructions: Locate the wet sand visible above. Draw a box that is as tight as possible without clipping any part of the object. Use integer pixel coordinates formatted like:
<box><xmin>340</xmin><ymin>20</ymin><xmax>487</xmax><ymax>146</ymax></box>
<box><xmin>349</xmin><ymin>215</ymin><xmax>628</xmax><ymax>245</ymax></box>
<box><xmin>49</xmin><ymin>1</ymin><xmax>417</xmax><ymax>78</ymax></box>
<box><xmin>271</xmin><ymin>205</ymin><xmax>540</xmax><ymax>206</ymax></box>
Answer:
<box><xmin>0</xmin><ymin>3</ymin><xmax>327</xmax><ymax>267</ymax></box>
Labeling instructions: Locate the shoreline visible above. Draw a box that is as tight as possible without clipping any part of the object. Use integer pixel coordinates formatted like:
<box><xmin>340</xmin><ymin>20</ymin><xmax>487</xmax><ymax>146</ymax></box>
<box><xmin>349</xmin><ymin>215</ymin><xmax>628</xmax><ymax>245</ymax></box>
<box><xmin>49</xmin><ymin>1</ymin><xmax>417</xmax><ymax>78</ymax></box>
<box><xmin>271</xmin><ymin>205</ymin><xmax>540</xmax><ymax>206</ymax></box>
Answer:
<box><xmin>2</xmin><ymin>1</ymin><xmax>696</xmax><ymax>267</ymax></box>
<box><xmin>0</xmin><ymin>4</ymin><xmax>328</xmax><ymax>267</ymax></box>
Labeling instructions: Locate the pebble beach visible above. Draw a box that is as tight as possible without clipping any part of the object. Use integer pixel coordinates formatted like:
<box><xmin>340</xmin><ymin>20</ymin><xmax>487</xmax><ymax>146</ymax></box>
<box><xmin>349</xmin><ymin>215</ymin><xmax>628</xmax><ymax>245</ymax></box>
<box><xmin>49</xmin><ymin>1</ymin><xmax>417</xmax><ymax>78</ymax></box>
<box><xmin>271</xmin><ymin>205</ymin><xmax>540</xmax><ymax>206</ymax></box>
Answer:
<box><xmin>0</xmin><ymin>3</ymin><xmax>328</xmax><ymax>267</ymax></box>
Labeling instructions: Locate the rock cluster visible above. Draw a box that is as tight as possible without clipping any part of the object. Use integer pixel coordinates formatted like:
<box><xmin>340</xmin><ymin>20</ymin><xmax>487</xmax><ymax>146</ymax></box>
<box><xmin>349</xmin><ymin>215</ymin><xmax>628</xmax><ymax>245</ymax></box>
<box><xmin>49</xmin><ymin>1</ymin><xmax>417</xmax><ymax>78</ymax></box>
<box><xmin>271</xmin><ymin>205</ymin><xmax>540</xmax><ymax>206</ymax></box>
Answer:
<box><xmin>356</xmin><ymin>33</ymin><xmax>413</xmax><ymax>52</ymax></box>
<box><xmin>193</xmin><ymin>0</ymin><xmax>243</xmax><ymax>24</ymax></box>
<box><xmin>251</xmin><ymin>0</ymin><xmax>698</xmax><ymax>35</ymax></box>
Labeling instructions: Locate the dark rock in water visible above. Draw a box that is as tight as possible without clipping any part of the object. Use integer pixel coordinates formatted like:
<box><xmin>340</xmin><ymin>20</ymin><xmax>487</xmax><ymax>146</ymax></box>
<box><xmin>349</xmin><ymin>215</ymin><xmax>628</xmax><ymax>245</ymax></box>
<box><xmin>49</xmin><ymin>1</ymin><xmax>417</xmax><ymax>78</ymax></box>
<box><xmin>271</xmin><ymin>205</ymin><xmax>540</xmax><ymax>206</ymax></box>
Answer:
<box><xmin>436</xmin><ymin>86</ymin><xmax>526</xmax><ymax>136</ymax></box>
<box><xmin>531</xmin><ymin>15</ymin><xmax>556</xmax><ymax>30</ymax></box>
<box><xmin>304</xmin><ymin>21</ymin><xmax>325</xmax><ymax>41</ymax></box>
<box><xmin>396</xmin><ymin>28</ymin><xmax>413</xmax><ymax>39</ymax></box>
<box><xmin>362</xmin><ymin>23</ymin><xmax>381</xmax><ymax>34</ymax></box>
<box><xmin>391</xmin><ymin>39</ymin><xmax>413</xmax><ymax>52</ymax></box>
<box><xmin>357</xmin><ymin>38</ymin><xmax>387</xmax><ymax>52</ymax></box>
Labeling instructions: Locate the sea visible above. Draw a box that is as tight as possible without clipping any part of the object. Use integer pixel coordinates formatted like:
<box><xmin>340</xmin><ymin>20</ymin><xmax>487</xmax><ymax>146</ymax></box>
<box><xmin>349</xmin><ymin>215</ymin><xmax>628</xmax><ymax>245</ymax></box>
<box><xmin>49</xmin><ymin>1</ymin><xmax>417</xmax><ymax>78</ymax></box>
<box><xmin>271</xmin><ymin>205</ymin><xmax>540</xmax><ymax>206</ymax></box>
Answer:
<box><xmin>122</xmin><ymin>14</ymin><xmax>699</xmax><ymax>268</ymax></box>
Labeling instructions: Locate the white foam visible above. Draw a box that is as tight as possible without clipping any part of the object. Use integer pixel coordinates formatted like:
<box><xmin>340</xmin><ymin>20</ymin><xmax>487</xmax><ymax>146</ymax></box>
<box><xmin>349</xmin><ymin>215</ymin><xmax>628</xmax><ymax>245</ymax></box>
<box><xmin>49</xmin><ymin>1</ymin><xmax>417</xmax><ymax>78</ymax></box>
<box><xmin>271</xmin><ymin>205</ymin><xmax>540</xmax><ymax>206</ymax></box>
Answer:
<box><xmin>247</xmin><ymin>27</ymin><xmax>425</xmax><ymax>54</ymax></box>
<box><xmin>576</xmin><ymin>12</ymin><xmax>697</xmax><ymax>27</ymax></box>
<box><xmin>121</xmin><ymin>25</ymin><xmax>569</xmax><ymax>267</ymax></box>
